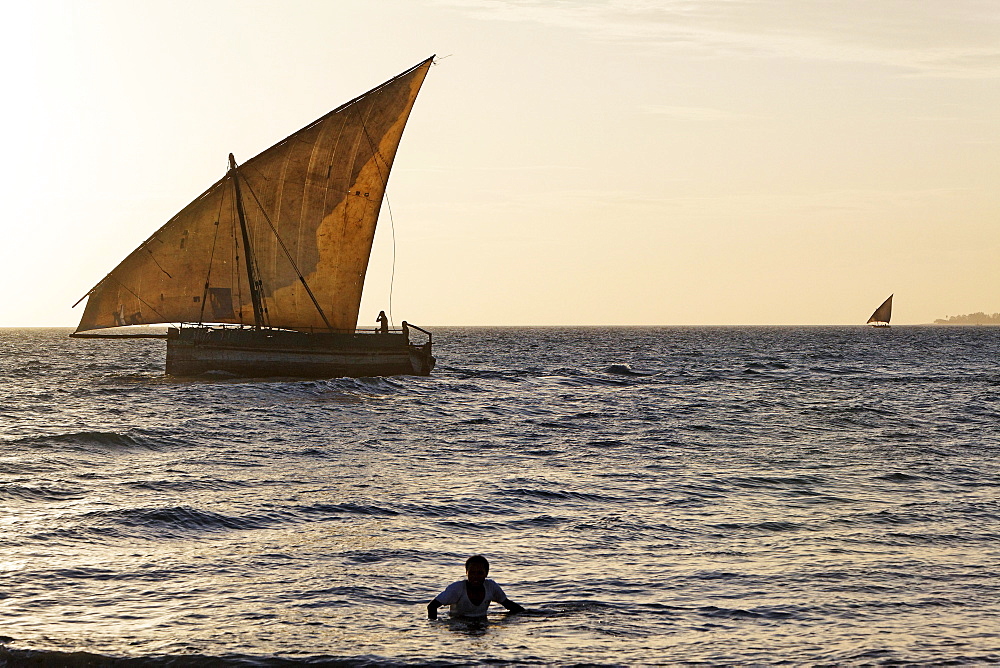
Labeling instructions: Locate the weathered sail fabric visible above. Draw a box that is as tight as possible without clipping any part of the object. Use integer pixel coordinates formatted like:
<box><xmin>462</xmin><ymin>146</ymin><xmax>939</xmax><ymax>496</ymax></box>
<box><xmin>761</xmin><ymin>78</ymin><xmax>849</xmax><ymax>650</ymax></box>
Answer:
<box><xmin>867</xmin><ymin>294</ymin><xmax>893</xmax><ymax>325</ymax></box>
<box><xmin>76</xmin><ymin>57</ymin><xmax>433</xmax><ymax>333</ymax></box>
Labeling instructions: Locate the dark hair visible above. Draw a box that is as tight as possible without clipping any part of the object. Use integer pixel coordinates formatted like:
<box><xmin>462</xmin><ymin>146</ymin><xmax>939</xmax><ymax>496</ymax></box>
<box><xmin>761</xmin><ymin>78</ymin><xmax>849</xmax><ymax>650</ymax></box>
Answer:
<box><xmin>465</xmin><ymin>555</ymin><xmax>490</xmax><ymax>572</ymax></box>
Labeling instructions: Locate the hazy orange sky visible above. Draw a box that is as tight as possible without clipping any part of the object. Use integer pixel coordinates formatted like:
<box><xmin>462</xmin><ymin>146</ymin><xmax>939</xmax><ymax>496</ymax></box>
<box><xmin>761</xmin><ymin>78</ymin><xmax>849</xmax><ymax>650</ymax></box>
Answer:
<box><xmin>3</xmin><ymin>0</ymin><xmax>997</xmax><ymax>326</ymax></box>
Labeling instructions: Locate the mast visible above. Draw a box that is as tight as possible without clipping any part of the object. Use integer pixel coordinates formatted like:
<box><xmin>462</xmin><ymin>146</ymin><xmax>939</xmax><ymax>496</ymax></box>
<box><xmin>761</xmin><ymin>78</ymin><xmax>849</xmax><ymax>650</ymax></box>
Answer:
<box><xmin>229</xmin><ymin>153</ymin><xmax>266</xmax><ymax>329</ymax></box>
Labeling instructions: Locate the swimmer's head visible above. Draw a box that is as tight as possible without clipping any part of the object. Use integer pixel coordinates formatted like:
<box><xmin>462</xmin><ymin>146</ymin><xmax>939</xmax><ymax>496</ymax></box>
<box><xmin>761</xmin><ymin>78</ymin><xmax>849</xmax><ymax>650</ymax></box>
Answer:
<box><xmin>465</xmin><ymin>555</ymin><xmax>489</xmax><ymax>584</ymax></box>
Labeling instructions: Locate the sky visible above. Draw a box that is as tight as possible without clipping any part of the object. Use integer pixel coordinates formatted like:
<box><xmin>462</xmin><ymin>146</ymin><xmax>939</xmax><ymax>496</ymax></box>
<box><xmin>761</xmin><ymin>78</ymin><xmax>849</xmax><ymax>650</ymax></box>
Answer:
<box><xmin>2</xmin><ymin>0</ymin><xmax>997</xmax><ymax>326</ymax></box>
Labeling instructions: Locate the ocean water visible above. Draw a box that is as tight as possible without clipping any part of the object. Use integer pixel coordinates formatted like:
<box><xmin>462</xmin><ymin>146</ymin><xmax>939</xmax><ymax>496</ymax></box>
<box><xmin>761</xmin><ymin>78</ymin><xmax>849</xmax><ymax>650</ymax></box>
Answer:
<box><xmin>1</xmin><ymin>326</ymin><xmax>998</xmax><ymax>666</ymax></box>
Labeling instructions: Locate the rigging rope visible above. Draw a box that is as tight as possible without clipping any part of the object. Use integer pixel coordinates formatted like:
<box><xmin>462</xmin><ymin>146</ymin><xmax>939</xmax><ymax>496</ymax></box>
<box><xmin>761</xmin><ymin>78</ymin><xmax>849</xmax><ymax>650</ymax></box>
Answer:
<box><xmin>384</xmin><ymin>192</ymin><xmax>398</xmax><ymax>328</ymax></box>
<box><xmin>233</xmin><ymin>158</ymin><xmax>335</xmax><ymax>332</ymax></box>
<box><xmin>198</xmin><ymin>183</ymin><xmax>229</xmax><ymax>325</ymax></box>
<box><xmin>358</xmin><ymin>113</ymin><xmax>397</xmax><ymax>328</ymax></box>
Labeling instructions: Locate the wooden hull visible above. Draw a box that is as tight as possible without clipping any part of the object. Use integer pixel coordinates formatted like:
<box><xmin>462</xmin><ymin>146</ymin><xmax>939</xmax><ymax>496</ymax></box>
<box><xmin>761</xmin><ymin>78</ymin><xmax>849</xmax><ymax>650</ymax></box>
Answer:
<box><xmin>165</xmin><ymin>327</ymin><xmax>434</xmax><ymax>378</ymax></box>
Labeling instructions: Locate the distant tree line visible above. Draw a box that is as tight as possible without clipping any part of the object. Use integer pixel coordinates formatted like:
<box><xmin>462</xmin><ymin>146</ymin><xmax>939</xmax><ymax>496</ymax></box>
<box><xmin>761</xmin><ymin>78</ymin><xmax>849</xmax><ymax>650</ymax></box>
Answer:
<box><xmin>934</xmin><ymin>312</ymin><xmax>1000</xmax><ymax>325</ymax></box>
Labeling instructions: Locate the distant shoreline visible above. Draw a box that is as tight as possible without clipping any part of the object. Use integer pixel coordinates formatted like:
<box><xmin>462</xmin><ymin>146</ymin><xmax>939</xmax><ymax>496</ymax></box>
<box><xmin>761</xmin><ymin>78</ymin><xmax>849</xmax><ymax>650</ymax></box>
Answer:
<box><xmin>933</xmin><ymin>312</ymin><xmax>1000</xmax><ymax>325</ymax></box>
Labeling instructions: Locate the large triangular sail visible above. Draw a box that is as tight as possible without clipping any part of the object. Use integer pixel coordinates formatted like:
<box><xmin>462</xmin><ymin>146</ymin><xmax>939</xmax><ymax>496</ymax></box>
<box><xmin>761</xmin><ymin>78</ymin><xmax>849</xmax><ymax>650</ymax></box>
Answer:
<box><xmin>75</xmin><ymin>57</ymin><xmax>434</xmax><ymax>334</ymax></box>
<box><xmin>867</xmin><ymin>294</ymin><xmax>893</xmax><ymax>325</ymax></box>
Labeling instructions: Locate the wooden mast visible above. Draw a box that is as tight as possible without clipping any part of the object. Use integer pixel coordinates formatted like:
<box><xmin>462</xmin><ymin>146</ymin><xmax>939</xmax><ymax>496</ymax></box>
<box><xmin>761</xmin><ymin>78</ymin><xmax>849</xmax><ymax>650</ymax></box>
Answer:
<box><xmin>229</xmin><ymin>153</ymin><xmax>266</xmax><ymax>329</ymax></box>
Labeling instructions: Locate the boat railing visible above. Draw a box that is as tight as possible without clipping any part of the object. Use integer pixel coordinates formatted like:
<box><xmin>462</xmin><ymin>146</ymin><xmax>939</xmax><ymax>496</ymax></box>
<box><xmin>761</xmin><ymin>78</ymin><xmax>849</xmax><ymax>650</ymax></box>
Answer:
<box><xmin>172</xmin><ymin>322</ymin><xmax>430</xmax><ymax>342</ymax></box>
<box><xmin>402</xmin><ymin>321</ymin><xmax>432</xmax><ymax>346</ymax></box>
<box><xmin>179</xmin><ymin>322</ymin><xmax>379</xmax><ymax>335</ymax></box>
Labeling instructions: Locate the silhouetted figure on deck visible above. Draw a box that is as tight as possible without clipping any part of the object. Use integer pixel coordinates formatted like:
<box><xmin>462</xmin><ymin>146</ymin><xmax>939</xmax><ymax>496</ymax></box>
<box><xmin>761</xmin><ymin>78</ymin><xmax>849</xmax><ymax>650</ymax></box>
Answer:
<box><xmin>427</xmin><ymin>555</ymin><xmax>525</xmax><ymax>619</ymax></box>
<box><xmin>377</xmin><ymin>311</ymin><xmax>389</xmax><ymax>334</ymax></box>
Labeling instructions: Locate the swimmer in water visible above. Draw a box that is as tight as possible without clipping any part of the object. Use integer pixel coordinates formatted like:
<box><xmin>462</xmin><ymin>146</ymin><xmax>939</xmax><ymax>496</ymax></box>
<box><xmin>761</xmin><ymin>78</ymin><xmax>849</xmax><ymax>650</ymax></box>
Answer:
<box><xmin>427</xmin><ymin>555</ymin><xmax>525</xmax><ymax>619</ymax></box>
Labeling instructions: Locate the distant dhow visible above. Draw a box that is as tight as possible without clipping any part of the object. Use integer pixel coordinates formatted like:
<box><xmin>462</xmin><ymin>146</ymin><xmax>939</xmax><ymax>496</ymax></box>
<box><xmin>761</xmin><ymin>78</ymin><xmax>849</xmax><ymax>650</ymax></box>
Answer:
<box><xmin>867</xmin><ymin>294</ymin><xmax>893</xmax><ymax>327</ymax></box>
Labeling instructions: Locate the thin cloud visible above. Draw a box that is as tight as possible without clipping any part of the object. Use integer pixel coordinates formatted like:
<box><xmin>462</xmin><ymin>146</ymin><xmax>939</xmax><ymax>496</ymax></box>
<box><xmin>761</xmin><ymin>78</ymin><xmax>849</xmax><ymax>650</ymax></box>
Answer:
<box><xmin>402</xmin><ymin>164</ymin><xmax>584</xmax><ymax>173</ymax></box>
<box><xmin>434</xmin><ymin>0</ymin><xmax>1000</xmax><ymax>78</ymax></box>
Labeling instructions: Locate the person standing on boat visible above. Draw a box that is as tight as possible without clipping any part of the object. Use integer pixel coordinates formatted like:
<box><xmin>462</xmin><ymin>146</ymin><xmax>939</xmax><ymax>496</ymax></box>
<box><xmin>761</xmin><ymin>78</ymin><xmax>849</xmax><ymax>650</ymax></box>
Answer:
<box><xmin>377</xmin><ymin>311</ymin><xmax>389</xmax><ymax>334</ymax></box>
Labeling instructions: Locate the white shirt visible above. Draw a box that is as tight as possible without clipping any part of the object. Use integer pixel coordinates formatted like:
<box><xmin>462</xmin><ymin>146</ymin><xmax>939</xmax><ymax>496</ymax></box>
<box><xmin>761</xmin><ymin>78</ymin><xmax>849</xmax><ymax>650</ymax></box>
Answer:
<box><xmin>435</xmin><ymin>578</ymin><xmax>507</xmax><ymax>617</ymax></box>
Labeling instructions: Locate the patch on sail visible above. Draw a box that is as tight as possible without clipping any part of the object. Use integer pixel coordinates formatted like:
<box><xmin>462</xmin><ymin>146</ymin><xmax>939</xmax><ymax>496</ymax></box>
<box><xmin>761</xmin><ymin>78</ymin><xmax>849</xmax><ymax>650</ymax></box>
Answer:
<box><xmin>114</xmin><ymin>305</ymin><xmax>142</xmax><ymax>326</ymax></box>
<box><xmin>208</xmin><ymin>288</ymin><xmax>235</xmax><ymax>320</ymax></box>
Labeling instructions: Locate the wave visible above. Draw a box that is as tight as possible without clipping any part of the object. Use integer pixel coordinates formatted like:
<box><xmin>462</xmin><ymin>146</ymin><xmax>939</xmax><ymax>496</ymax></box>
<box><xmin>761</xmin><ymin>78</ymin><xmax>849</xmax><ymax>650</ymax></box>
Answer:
<box><xmin>26</xmin><ymin>505</ymin><xmax>285</xmax><ymax>543</ymax></box>
<box><xmin>694</xmin><ymin>604</ymin><xmax>798</xmax><ymax>620</ymax></box>
<box><xmin>72</xmin><ymin>505</ymin><xmax>287</xmax><ymax>539</ymax></box>
<box><xmin>710</xmin><ymin>520</ymin><xmax>805</xmax><ymax>533</ymax></box>
<box><xmin>123</xmin><ymin>478</ymin><xmax>251</xmax><ymax>492</ymax></box>
<box><xmin>807</xmin><ymin>365</ymin><xmax>867</xmax><ymax>375</ymax></box>
<box><xmin>340</xmin><ymin>548</ymin><xmax>431</xmax><ymax>565</ymax></box>
<box><xmin>604</xmin><ymin>364</ymin><xmax>654</xmax><ymax>376</ymax></box>
<box><xmin>0</xmin><ymin>483</ymin><xmax>85</xmax><ymax>502</ymax></box>
<box><xmin>3</xmin><ymin>430</ymin><xmax>177</xmax><ymax>451</ymax></box>
<box><xmin>0</xmin><ymin>647</ymin><xmax>406</xmax><ymax>668</ymax></box>
<box><xmin>508</xmin><ymin>487</ymin><xmax>618</xmax><ymax>503</ymax></box>
<box><xmin>298</xmin><ymin>502</ymin><xmax>400</xmax><ymax>517</ymax></box>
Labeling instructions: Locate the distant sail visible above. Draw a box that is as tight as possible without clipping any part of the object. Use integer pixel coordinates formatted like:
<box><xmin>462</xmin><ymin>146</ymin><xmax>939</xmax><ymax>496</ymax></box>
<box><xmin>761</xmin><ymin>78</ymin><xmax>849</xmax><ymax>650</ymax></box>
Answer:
<box><xmin>867</xmin><ymin>294</ymin><xmax>893</xmax><ymax>326</ymax></box>
<box><xmin>76</xmin><ymin>57</ymin><xmax>433</xmax><ymax>334</ymax></box>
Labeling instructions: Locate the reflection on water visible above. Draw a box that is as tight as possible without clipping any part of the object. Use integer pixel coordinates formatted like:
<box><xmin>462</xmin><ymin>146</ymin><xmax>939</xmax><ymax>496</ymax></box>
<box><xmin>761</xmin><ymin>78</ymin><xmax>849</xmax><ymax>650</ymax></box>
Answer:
<box><xmin>443</xmin><ymin>615</ymin><xmax>492</xmax><ymax>637</ymax></box>
<box><xmin>1</xmin><ymin>327</ymin><xmax>999</xmax><ymax>665</ymax></box>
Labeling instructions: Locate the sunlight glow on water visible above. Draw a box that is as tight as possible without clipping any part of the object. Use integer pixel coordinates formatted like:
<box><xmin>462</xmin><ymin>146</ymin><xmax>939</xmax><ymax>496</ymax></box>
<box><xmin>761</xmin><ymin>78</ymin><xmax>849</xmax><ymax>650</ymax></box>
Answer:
<box><xmin>1</xmin><ymin>327</ymin><xmax>999</xmax><ymax>665</ymax></box>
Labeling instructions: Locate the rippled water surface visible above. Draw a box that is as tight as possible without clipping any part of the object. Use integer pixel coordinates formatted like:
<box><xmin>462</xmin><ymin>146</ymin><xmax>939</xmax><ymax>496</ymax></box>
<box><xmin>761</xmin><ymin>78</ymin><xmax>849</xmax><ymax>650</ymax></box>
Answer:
<box><xmin>1</xmin><ymin>326</ymin><xmax>999</xmax><ymax>666</ymax></box>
